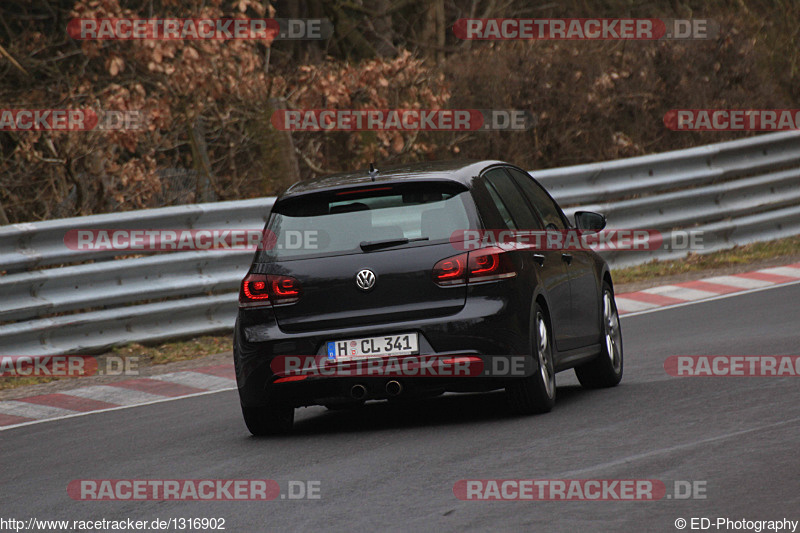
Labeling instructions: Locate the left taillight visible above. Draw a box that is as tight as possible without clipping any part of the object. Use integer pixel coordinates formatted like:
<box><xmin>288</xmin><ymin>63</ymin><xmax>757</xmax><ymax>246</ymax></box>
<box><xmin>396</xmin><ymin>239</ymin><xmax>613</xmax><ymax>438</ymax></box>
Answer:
<box><xmin>239</xmin><ymin>273</ymin><xmax>302</xmax><ymax>307</ymax></box>
<box><xmin>432</xmin><ymin>253</ymin><xmax>468</xmax><ymax>286</ymax></box>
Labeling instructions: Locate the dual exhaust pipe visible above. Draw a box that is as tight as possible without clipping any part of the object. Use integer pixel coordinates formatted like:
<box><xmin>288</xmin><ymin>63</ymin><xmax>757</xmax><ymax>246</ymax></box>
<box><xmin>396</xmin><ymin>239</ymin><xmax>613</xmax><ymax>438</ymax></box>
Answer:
<box><xmin>350</xmin><ymin>380</ymin><xmax>403</xmax><ymax>400</ymax></box>
<box><xmin>350</xmin><ymin>384</ymin><xmax>367</xmax><ymax>400</ymax></box>
<box><xmin>386</xmin><ymin>380</ymin><xmax>403</xmax><ymax>396</ymax></box>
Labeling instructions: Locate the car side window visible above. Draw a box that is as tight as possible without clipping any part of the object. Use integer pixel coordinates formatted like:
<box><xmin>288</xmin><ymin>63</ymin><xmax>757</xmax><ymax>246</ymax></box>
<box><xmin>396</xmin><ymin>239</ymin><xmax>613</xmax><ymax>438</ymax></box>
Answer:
<box><xmin>484</xmin><ymin>178</ymin><xmax>517</xmax><ymax>230</ymax></box>
<box><xmin>483</xmin><ymin>168</ymin><xmax>542</xmax><ymax>230</ymax></box>
<box><xmin>506</xmin><ymin>168</ymin><xmax>568</xmax><ymax>230</ymax></box>
<box><xmin>469</xmin><ymin>179</ymin><xmax>508</xmax><ymax>230</ymax></box>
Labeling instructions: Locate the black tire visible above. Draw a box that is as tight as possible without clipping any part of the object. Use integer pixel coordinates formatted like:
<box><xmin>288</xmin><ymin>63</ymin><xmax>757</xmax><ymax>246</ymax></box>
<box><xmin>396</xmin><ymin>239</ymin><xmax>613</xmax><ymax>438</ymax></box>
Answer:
<box><xmin>506</xmin><ymin>302</ymin><xmax>556</xmax><ymax>414</ymax></box>
<box><xmin>575</xmin><ymin>281</ymin><xmax>623</xmax><ymax>388</ymax></box>
<box><xmin>241</xmin><ymin>403</ymin><xmax>294</xmax><ymax>436</ymax></box>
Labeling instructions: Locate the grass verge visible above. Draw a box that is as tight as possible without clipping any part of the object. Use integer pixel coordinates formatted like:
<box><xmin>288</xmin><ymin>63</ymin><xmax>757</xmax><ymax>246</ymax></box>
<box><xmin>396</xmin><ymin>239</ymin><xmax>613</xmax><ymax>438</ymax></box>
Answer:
<box><xmin>611</xmin><ymin>236</ymin><xmax>800</xmax><ymax>285</ymax></box>
<box><xmin>0</xmin><ymin>336</ymin><xmax>231</xmax><ymax>391</ymax></box>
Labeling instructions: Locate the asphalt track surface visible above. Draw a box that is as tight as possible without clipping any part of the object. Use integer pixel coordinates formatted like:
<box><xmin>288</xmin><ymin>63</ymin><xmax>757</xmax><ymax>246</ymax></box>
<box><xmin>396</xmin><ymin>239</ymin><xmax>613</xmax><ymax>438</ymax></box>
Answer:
<box><xmin>2</xmin><ymin>282</ymin><xmax>799</xmax><ymax>532</ymax></box>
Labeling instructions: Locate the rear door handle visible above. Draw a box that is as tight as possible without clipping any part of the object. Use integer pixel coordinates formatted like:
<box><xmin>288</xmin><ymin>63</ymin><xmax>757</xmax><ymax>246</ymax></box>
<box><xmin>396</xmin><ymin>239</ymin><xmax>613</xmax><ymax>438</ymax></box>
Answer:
<box><xmin>561</xmin><ymin>253</ymin><xmax>573</xmax><ymax>265</ymax></box>
<box><xmin>533</xmin><ymin>253</ymin><xmax>545</xmax><ymax>266</ymax></box>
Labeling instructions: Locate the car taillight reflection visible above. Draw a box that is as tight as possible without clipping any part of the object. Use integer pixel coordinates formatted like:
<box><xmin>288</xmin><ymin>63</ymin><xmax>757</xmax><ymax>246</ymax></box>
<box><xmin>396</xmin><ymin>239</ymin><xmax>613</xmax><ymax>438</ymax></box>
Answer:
<box><xmin>240</xmin><ymin>274</ymin><xmax>302</xmax><ymax>307</ymax></box>
<box><xmin>432</xmin><ymin>247</ymin><xmax>517</xmax><ymax>286</ymax></box>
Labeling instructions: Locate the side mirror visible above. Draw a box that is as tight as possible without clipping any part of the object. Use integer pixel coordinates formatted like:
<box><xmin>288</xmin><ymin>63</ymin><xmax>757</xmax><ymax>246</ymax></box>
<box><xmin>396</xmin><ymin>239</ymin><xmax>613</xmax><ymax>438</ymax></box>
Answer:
<box><xmin>574</xmin><ymin>211</ymin><xmax>606</xmax><ymax>231</ymax></box>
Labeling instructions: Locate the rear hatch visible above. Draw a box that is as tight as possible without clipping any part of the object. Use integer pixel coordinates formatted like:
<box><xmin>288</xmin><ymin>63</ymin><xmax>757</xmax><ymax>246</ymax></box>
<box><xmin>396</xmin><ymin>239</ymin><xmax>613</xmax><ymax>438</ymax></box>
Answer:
<box><xmin>255</xmin><ymin>181</ymin><xmax>476</xmax><ymax>332</ymax></box>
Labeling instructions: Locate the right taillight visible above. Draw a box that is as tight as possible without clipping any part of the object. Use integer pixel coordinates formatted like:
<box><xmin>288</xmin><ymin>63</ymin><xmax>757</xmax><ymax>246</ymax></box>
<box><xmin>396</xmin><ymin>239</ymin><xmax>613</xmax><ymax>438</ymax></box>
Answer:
<box><xmin>467</xmin><ymin>247</ymin><xmax>517</xmax><ymax>283</ymax></box>
<box><xmin>239</xmin><ymin>273</ymin><xmax>302</xmax><ymax>307</ymax></box>
<box><xmin>432</xmin><ymin>247</ymin><xmax>517</xmax><ymax>287</ymax></box>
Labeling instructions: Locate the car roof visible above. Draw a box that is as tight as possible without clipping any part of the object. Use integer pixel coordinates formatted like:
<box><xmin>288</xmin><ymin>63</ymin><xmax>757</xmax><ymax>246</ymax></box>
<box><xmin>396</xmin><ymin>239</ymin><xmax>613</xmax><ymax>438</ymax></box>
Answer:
<box><xmin>279</xmin><ymin>159</ymin><xmax>507</xmax><ymax>200</ymax></box>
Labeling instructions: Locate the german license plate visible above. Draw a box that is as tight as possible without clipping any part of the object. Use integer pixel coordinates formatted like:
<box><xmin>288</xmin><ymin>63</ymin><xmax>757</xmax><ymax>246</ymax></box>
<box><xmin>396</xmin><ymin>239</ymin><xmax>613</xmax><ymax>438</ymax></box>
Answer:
<box><xmin>326</xmin><ymin>333</ymin><xmax>419</xmax><ymax>361</ymax></box>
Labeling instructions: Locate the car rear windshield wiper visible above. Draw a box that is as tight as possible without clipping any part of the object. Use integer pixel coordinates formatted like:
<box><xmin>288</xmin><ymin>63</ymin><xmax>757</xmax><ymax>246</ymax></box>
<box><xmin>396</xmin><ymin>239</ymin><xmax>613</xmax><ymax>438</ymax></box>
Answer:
<box><xmin>359</xmin><ymin>237</ymin><xmax>429</xmax><ymax>251</ymax></box>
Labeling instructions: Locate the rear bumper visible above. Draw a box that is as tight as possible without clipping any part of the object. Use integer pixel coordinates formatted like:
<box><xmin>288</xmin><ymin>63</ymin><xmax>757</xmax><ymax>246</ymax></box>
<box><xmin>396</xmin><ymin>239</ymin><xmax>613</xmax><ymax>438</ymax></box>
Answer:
<box><xmin>234</xmin><ymin>293</ymin><xmax>534</xmax><ymax>407</ymax></box>
<box><xmin>264</xmin><ymin>372</ymin><xmax>507</xmax><ymax>407</ymax></box>
<box><xmin>238</xmin><ymin>353</ymin><xmax>535</xmax><ymax>408</ymax></box>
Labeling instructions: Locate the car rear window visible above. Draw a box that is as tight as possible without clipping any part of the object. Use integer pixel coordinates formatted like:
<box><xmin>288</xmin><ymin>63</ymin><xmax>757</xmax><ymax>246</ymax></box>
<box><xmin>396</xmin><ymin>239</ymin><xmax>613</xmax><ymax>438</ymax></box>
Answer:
<box><xmin>259</xmin><ymin>182</ymin><xmax>474</xmax><ymax>260</ymax></box>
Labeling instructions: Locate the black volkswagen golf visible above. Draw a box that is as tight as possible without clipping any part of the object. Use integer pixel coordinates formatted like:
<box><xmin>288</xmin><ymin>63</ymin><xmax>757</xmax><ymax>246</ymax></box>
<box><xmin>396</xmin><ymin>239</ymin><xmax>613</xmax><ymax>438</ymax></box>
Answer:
<box><xmin>234</xmin><ymin>160</ymin><xmax>623</xmax><ymax>435</ymax></box>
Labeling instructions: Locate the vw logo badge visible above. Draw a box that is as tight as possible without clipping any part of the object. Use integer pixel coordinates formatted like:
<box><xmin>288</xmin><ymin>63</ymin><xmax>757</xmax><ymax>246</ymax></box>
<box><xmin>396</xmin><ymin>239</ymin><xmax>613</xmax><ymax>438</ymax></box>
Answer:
<box><xmin>355</xmin><ymin>269</ymin><xmax>376</xmax><ymax>291</ymax></box>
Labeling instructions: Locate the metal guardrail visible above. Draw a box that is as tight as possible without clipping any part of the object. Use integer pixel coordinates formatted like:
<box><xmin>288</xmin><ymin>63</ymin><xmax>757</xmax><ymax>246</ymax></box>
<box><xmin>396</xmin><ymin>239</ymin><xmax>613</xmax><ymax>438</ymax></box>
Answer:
<box><xmin>2</xmin><ymin>131</ymin><xmax>799</xmax><ymax>355</ymax></box>
<box><xmin>0</xmin><ymin>199</ymin><xmax>273</xmax><ymax>355</ymax></box>
<box><xmin>538</xmin><ymin>130</ymin><xmax>800</xmax><ymax>267</ymax></box>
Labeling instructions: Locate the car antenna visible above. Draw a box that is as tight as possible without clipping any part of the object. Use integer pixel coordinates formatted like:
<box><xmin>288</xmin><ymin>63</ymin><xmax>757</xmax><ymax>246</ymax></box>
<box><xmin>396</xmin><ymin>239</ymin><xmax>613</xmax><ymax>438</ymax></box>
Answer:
<box><xmin>369</xmin><ymin>163</ymin><xmax>379</xmax><ymax>181</ymax></box>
